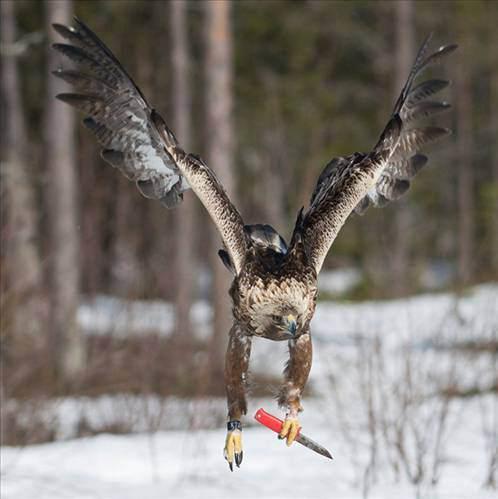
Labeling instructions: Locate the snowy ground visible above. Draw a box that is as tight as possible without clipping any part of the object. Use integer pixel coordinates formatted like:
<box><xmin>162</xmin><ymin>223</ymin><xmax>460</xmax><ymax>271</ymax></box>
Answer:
<box><xmin>1</xmin><ymin>396</ymin><xmax>496</xmax><ymax>499</ymax></box>
<box><xmin>2</xmin><ymin>285</ymin><xmax>497</xmax><ymax>499</ymax></box>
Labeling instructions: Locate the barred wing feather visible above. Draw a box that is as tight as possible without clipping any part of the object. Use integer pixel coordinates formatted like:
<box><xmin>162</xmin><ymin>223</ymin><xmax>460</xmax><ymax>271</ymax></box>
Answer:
<box><xmin>298</xmin><ymin>36</ymin><xmax>456</xmax><ymax>273</ymax></box>
<box><xmin>52</xmin><ymin>18</ymin><xmax>247</xmax><ymax>274</ymax></box>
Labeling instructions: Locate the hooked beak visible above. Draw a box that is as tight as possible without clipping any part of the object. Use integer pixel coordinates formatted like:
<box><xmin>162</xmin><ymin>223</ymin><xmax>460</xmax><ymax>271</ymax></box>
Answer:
<box><xmin>286</xmin><ymin>315</ymin><xmax>297</xmax><ymax>336</ymax></box>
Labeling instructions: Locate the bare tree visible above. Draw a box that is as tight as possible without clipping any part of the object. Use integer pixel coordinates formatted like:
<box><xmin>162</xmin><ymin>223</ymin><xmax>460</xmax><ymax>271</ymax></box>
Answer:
<box><xmin>390</xmin><ymin>0</ymin><xmax>414</xmax><ymax>296</ymax></box>
<box><xmin>492</xmin><ymin>69</ymin><xmax>498</xmax><ymax>277</ymax></box>
<box><xmin>204</xmin><ymin>0</ymin><xmax>235</xmax><ymax>379</ymax></box>
<box><xmin>171</xmin><ymin>0</ymin><xmax>196</xmax><ymax>341</ymax></box>
<box><xmin>258</xmin><ymin>75</ymin><xmax>287</xmax><ymax>233</ymax></box>
<box><xmin>326</xmin><ymin>331</ymin><xmax>457</xmax><ymax>499</ymax></box>
<box><xmin>44</xmin><ymin>0</ymin><xmax>84</xmax><ymax>385</ymax></box>
<box><xmin>479</xmin><ymin>394</ymin><xmax>497</xmax><ymax>489</ymax></box>
<box><xmin>455</xmin><ymin>35</ymin><xmax>474</xmax><ymax>285</ymax></box>
<box><xmin>109</xmin><ymin>175</ymin><xmax>141</xmax><ymax>297</ymax></box>
<box><xmin>1</xmin><ymin>2</ymin><xmax>44</xmax><ymax>445</ymax></box>
<box><xmin>0</xmin><ymin>0</ymin><xmax>43</xmax><ymax>346</ymax></box>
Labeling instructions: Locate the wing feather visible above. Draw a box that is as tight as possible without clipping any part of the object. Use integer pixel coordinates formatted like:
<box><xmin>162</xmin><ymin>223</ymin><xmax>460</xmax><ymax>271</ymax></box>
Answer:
<box><xmin>393</xmin><ymin>126</ymin><xmax>450</xmax><ymax>158</ymax></box>
<box><xmin>53</xmin><ymin>18</ymin><xmax>247</xmax><ymax>273</ymax></box>
<box><xmin>401</xmin><ymin>101</ymin><xmax>451</xmax><ymax>122</ymax></box>
<box><xmin>296</xmin><ymin>37</ymin><xmax>456</xmax><ymax>273</ymax></box>
<box><xmin>405</xmin><ymin>79</ymin><xmax>449</xmax><ymax>108</ymax></box>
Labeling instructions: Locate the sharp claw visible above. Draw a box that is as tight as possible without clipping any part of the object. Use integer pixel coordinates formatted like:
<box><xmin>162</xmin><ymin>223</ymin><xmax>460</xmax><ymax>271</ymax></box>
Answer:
<box><xmin>224</xmin><ymin>426</ymin><xmax>243</xmax><ymax>471</ymax></box>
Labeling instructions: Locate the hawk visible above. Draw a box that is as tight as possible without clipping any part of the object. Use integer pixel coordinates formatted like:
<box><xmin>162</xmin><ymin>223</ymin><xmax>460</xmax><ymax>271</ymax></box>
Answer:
<box><xmin>52</xmin><ymin>19</ymin><xmax>456</xmax><ymax>470</ymax></box>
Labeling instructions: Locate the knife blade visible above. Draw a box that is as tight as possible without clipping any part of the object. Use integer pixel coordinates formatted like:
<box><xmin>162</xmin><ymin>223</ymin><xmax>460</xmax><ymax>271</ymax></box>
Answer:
<box><xmin>254</xmin><ymin>408</ymin><xmax>333</xmax><ymax>460</ymax></box>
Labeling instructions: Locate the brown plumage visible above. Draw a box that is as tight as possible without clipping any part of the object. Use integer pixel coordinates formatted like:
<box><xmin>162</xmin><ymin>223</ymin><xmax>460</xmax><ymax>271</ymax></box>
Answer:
<box><xmin>52</xmin><ymin>20</ymin><xmax>456</xmax><ymax>469</ymax></box>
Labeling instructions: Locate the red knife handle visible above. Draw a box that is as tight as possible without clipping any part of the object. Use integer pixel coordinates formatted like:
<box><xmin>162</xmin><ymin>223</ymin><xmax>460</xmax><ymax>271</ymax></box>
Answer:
<box><xmin>254</xmin><ymin>408</ymin><xmax>301</xmax><ymax>435</ymax></box>
<box><xmin>255</xmin><ymin>408</ymin><xmax>283</xmax><ymax>433</ymax></box>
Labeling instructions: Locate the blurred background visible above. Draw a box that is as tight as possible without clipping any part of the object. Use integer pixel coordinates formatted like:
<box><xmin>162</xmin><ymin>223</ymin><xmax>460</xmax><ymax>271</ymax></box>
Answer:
<box><xmin>1</xmin><ymin>1</ymin><xmax>497</xmax><ymax>498</ymax></box>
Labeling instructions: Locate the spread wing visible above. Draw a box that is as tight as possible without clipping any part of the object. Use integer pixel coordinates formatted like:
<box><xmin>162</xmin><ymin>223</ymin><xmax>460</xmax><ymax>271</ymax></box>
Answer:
<box><xmin>294</xmin><ymin>35</ymin><xmax>457</xmax><ymax>274</ymax></box>
<box><xmin>52</xmin><ymin>18</ymin><xmax>247</xmax><ymax>274</ymax></box>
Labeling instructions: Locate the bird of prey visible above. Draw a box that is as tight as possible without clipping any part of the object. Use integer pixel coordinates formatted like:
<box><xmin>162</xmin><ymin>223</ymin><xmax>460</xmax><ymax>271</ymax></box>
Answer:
<box><xmin>52</xmin><ymin>19</ymin><xmax>456</xmax><ymax>471</ymax></box>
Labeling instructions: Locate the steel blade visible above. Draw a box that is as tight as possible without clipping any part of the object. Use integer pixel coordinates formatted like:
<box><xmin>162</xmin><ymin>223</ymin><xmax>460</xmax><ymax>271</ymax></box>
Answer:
<box><xmin>295</xmin><ymin>433</ymin><xmax>333</xmax><ymax>460</ymax></box>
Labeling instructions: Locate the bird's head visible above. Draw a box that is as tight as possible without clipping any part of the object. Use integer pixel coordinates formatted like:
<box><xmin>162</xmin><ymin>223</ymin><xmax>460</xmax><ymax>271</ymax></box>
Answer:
<box><xmin>245</xmin><ymin>277</ymin><xmax>313</xmax><ymax>341</ymax></box>
<box><xmin>269</xmin><ymin>312</ymin><xmax>298</xmax><ymax>339</ymax></box>
<box><xmin>253</xmin><ymin>308</ymin><xmax>303</xmax><ymax>341</ymax></box>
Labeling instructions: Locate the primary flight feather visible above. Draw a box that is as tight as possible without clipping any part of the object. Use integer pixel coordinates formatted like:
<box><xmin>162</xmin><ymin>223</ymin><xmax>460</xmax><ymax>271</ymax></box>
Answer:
<box><xmin>52</xmin><ymin>19</ymin><xmax>456</xmax><ymax>470</ymax></box>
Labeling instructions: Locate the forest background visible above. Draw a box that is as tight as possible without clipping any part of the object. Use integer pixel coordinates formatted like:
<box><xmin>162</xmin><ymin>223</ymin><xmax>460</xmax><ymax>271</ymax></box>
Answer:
<box><xmin>1</xmin><ymin>0</ymin><xmax>497</xmax><ymax>434</ymax></box>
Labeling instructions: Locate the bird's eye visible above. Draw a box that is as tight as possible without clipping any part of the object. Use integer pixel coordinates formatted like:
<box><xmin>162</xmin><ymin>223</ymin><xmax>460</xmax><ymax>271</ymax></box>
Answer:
<box><xmin>270</xmin><ymin>315</ymin><xmax>281</xmax><ymax>323</ymax></box>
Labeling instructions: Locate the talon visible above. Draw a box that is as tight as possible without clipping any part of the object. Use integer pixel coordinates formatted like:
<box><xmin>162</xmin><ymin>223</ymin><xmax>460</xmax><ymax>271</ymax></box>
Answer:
<box><xmin>279</xmin><ymin>416</ymin><xmax>300</xmax><ymax>447</ymax></box>
<box><xmin>224</xmin><ymin>423</ymin><xmax>243</xmax><ymax>471</ymax></box>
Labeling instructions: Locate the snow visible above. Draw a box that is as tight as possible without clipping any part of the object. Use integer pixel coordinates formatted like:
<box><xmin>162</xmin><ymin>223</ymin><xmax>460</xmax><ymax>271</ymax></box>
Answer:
<box><xmin>77</xmin><ymin>284</ymin><xmax>497</xmax><ymax>348</ymax></box>
<box><xmin>1</xmin><ymin>397</ymin><xmax>496</xmax><ymax>499</ymax></box>
<box><xmin>77</xmin><ymin>296</ymin><xmax>212</xmax><ymax>338</ymax></box>
<box><xmin>318</xmin><ymin>268</ymin><xmax>362</xmax><ymax>296</ymax></box>
<box><xmin>2</xmin><ymin>285</ymin><xmax>497</xmax><ymax>499</ymax></box>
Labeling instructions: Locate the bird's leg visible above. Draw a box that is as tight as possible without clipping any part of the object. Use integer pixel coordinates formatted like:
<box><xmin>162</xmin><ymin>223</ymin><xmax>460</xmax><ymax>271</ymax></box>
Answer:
<box><xmin>223</xmin><ymin>325</ymin><xmax>252</xmax><ymax>470</ymax></box>
<box><xmin>278</xmin><ymin>332</ymin><xmax>312</xmax><ymax>446</ymax></box>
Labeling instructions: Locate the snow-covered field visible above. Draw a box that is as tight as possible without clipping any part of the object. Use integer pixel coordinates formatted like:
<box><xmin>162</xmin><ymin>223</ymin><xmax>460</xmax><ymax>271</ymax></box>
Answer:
<box><xmin>1</xmin><ymin>396</ymin><xmax>496</xmax><ymax>499</ymax></box>
<box><xmin>2</xmin><ymin>285</ymin><xmax>497</xmax><ymax>499</ymax></box>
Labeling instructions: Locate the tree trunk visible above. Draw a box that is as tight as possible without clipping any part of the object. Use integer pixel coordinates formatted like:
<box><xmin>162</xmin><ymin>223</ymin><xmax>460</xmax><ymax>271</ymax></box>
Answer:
<box><xmin>171</xmin><ymin>0</ymin><xmax>196</xmax><ymax>341</ymax></box>
<box><xmin>78</xmin><ymin>131</ymin><xmax>105</xmax><ymax>295</ymax></box>
<box><xmin>44</xmin><ymin>0</ymin><xmax>84</xmax><ymax>386</ymax></box>
<box><xmin>491</xmin><ymin>69</ymin><xmax>498</xmax><ymax>277</ymax></box>
<box><xmin>261</xmin><ymin>127</ymin><xmax>286</xmax><ymax>234</ymax></box>
<box><xmin>391</xmin><ymin>0</ymin><xmax>414</xmax><ymax>296</ymax></box>
<box><xmin>455</xmin><ymin>43</ymin><xmax>474</xmax><ymax>286</ymax></box>
<box><xmin>109</xmin><ymin>178</ymin><xmax>138</xmax><ymax>297</ymax></box>
<box><xmin>0</xmin><ymin>0</ymin><xmax>42</xmax><ymax>338</ymax></box>
<box><xmin>205</xmin><ymin>0</ymin><xmax>234</xmax><ymax>385</ymax></box>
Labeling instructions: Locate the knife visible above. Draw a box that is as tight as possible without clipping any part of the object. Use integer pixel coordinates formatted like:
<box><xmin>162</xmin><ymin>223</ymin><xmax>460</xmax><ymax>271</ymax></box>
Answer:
<box><xmin>254</xmin><ymin>408</ymin><xmax>333</xmax><ymax>460</ymax></box>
